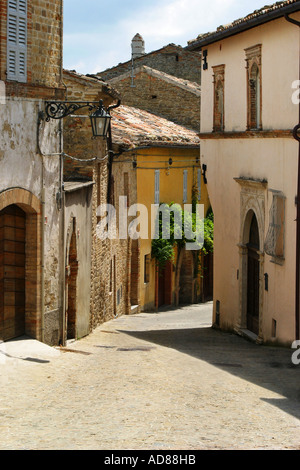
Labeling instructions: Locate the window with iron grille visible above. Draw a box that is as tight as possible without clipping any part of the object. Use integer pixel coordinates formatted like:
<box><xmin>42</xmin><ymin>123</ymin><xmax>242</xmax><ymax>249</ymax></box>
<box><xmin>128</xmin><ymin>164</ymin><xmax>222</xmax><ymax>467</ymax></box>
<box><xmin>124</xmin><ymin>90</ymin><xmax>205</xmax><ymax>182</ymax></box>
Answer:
<box><xmin>7</xmin><ymin>0</ymin><xmax>27</xmax><ymax>83</ymax></box>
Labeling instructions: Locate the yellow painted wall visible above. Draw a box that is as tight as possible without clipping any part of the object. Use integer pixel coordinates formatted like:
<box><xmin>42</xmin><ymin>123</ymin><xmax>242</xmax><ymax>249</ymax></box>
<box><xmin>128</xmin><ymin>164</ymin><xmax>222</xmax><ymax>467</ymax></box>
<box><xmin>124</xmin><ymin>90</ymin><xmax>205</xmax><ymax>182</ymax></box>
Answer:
<box><xmin>135</xmin><ymin>146</ymin><xmax>210</xmax><ymax>311</ymax></box>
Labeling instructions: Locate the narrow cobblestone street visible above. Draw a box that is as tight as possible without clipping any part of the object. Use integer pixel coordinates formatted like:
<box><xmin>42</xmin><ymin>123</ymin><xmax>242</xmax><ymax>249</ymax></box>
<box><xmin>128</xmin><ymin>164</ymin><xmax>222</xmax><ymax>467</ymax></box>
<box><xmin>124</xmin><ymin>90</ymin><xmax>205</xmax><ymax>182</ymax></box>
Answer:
<box><xmin>0</xmin><ymin>302</ymin><xmax>299</xmax><ymax>450</ymax></box>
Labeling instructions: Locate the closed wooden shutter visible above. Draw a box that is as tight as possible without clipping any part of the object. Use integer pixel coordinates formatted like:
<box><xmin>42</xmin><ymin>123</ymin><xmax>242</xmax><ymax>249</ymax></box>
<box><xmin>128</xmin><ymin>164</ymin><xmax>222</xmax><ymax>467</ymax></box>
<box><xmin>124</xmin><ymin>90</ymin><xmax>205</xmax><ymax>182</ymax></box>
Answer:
<box><xmin>183</xmin><ymin>170</ymin><xmax>188</xmax><ymax>203</ymax></box>
<box><xmin>197</xmin><ymin>168</ymin><xmax>201</xmax><ymax>201</ymax></box>
<box><xmin>7</xmin><ymin>0</ymin><xmax>27</xmax><ymax>82</ymax></box>
<box><xmin>154</xmin><ymin>170</ymin><xmax>160</xmax><ymax>205</ymax></box>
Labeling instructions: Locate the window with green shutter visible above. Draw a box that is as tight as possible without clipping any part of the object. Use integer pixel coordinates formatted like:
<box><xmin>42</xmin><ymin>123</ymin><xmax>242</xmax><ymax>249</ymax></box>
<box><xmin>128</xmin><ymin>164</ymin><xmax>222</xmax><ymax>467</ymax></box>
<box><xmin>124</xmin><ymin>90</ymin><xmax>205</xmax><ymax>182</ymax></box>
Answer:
<box><xmin>7</xmin><ymin>0</ymin><xmax>27</xmax><ymax>83</ymax></box>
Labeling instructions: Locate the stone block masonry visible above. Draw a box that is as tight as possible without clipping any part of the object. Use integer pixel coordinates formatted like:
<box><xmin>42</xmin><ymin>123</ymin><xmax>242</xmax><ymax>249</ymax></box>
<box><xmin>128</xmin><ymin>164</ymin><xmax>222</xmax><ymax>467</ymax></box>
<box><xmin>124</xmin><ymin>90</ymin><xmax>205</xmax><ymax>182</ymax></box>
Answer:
<box><xmin>99</xmin><ymin>44</ymin><xmax>201</xmax><ymax>85</ymax></box>
<box><xmin>0</xmin><ymin>0</ymin><xmax>65</xmax><ymax>99</ymax></box>
<box><xmin>110</xmin><ymin>67</ymin><xmax>201</xmax><ymax>131</ymax></box>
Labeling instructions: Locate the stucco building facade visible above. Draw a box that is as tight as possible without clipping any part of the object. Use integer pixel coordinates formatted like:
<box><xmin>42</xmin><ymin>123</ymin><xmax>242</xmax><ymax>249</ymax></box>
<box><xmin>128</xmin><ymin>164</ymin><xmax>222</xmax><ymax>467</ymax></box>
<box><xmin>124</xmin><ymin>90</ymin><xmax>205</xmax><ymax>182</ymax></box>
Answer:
<box><xmin>187</xmin><ymin>0</ymin><xmax>300</xmax><ymax>346</ymax></box>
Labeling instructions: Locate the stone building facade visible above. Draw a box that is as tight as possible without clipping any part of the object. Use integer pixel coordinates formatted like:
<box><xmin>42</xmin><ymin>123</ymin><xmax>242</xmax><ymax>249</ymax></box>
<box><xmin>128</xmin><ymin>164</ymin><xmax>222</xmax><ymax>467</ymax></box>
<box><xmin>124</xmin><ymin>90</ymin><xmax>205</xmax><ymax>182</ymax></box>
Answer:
<box><xmin>62</xmin><ymin>70</ymin><xmax>133</xmax><ymax>337</ymax></box>
<box><xmin>108</xmin><ymin>65</ymin><xmax>201</xmax><ymax>131</ymax></box>
<box><xmin>0</xmin><ymin>0</ymin><xmax>65</xmax><ymax>345</ymax></box>
<box><xmin>97</xmin><ymin>42</ymin><xmax>201</xmax><ymax>85</ymax></box>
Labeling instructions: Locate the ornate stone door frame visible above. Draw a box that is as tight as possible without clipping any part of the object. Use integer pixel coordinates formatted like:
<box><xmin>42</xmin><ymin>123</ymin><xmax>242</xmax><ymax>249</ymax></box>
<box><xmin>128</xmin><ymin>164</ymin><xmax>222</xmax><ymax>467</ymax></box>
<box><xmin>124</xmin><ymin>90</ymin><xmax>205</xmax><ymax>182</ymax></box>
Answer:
<box><xmin>234</xmin><ymin>178</ymin><xmax>267</xmax><ymax>343</ymax></box>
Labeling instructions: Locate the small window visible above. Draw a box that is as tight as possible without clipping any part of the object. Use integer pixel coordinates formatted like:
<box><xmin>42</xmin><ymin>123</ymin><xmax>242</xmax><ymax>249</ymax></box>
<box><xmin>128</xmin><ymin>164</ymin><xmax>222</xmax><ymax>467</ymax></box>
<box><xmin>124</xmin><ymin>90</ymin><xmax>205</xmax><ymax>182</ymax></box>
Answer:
<box><xmin>183</xmin><ymin>170</ymin><xmax>188</xmax><ymax>203</ymax></box>
<box><xmin>144</xmin><ymin>254</ymin><xmax>150</xmax><ymax>283</ymax></box>
<box><xmin>212</xmin><ymin>65</ymin><xmax>225</xmax><ymax>132</ymax></box>
<box><xmin>7</xmin><ymin>0</ymin><xmax>27</xmax><ymax>83</ymax></box>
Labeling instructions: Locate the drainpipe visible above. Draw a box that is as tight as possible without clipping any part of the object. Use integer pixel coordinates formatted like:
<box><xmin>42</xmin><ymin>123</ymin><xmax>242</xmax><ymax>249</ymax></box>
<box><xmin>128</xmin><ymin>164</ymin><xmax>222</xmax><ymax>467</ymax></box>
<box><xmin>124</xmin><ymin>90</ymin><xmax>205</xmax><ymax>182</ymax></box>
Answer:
<box><xmin>41</xmin><ymin>185</ymin><xmax>45</xmax><ymax>343</ymax></box>
<box><xmin>37</xmin><ymin>108</ymin><xmax>45</xmax><ymax>343</ymax></box>
<box><xmin>285</xmin><ymin>14</ymin><xmax>300</xmax><ymax>341</ymax></box>
<box><xmin>106</xmin><ymin>100</ymin><xmax>121</xmax><ymax>203</ymax></box>
<box><xmin>59</xmin><ymin>119</ymin><xmax>66</xmax><ymax>346</ymax></box>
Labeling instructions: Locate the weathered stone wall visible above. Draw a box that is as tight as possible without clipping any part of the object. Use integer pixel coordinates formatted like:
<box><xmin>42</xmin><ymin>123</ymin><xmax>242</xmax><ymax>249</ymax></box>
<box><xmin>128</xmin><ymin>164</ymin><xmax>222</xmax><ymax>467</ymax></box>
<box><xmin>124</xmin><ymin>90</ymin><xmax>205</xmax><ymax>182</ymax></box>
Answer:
<box><xmin>0</xmin><ymin>0</ymin><xmax>64</xmax><ymax>98</ymax></box>
<box><xmin>110</xmin><ymin>68</ymin><xmax>200</xmax><ymax>131</ymax></box>
<box><xmin>63</xmin><ymin>72</ymin><xmax>134</xmax><ymax>334</ymax></box>
<box><xmin>99</xmin><ymin>44</ymin><xmax>201</xmax><ymax>84</ymax></box>
<box><xmin>0</xmin><ymin>98</ymin><xmax>64</xmax><ymax>345</ymax></box>
<box><xmin>0</xmin><ymin>1</ymin><xmax>69</xmax><ymax>345</ymax></box>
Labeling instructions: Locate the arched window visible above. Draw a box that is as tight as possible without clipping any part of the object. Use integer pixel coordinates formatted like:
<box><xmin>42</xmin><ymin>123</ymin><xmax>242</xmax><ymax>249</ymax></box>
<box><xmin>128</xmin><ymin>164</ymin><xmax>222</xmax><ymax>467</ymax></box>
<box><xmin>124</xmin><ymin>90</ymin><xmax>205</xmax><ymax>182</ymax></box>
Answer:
<box><xmin>215</xmin><ymin>80</ymin><xmax>224</xmax><ymax>131</ymax></box>
<box><xmin>245</xmin><ymin>45</ymin><xmax>262</xmax><ymax>130</ymax></box>
<box><xmin>213</xmin><ymin>65</ymin><xmax>225</xmax><ymax>132</ymax></box>
<box><xmin>249</xmin><ymin>63</ymin><xmax>261</xmax><ymax>129</ymax></box>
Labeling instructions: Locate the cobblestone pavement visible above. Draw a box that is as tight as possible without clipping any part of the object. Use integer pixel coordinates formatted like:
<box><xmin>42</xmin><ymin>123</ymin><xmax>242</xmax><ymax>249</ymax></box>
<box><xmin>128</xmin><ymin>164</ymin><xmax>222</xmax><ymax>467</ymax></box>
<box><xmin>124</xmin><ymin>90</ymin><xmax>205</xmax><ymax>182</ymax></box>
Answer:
<box><xmin>0</xmin><ymin>302</ymin><xmax>299</xmax><ymax>450</ymax></box>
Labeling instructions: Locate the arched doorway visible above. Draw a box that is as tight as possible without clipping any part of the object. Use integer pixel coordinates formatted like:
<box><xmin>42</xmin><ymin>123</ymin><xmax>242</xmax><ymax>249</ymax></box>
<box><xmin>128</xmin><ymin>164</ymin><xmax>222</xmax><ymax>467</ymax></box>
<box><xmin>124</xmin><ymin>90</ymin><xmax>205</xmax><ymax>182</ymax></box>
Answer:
<box><xmin>0</xmin><ymin>189</ymin><xmax>41</xmax><ymax>342</ymax></box>
<box><xmin>0</xmin><ymin>205</ymin><xmax>26</xmax><ymax>341</ymax></box>
<box><xmin>247</xmin><ymin>212</ymin><xmax>260</xmax><ymax>335</ymax></box>
<box><xmin>65</xmin><ymin>218</ymin><xmax>78</xmax><ymax>342</ymax></box>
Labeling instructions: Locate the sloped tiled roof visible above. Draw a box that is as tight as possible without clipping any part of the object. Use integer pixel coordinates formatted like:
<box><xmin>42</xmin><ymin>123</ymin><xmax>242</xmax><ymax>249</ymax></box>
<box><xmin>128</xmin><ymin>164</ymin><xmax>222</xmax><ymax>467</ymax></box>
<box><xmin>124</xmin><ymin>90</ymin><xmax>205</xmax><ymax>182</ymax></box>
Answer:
<box><xmin>63</xmin><ymin>69</ymin><xmax>120</xmax><ymax>100</ymax></box>
<box><xmin>97</xmin><ymin>43</ymin><xmax>191</xmax><ymax>77</ymax></box>
<box><xmin>109</xmin><ymin>65</ymin><xmax>201</xmax><ymax>96</ymax></box>
<box><xmin>111</xmin><ymin>105</ymin><xmax>200</xmax><ymax>150</ymax></box>
<box><xmin>187</xmin><ymin>0</ymin><xmax>300</xmax><ymax>49</ymax></box>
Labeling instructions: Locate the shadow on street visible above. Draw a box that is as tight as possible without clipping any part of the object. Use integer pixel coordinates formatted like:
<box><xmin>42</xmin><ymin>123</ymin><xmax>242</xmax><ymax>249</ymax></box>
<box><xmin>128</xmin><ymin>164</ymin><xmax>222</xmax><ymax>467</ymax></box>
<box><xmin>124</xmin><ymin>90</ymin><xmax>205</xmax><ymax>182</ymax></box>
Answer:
<box><xmin>118</xmin><ymin>321</ymin><xmax>300</xmax><ymax>421</ymax></box>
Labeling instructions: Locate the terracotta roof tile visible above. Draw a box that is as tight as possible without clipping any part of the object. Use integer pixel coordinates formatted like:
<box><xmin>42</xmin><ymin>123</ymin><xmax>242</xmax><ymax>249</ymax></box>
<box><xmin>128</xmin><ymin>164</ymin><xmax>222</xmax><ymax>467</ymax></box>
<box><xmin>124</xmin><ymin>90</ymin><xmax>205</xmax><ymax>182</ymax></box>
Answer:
<box><xmin>109</xmin><ymin>65</ymin><xmax>201</xmax><ymax>96</ymax></box>
<box><xmin>111</xmin><ymin>105</ymin><xmax>200</xmax><ymax>149</ymax></box>
<box><xmin>188</xmin><ymin>0</ymin><xmax>300</xmax><ymax>46</ymax></box>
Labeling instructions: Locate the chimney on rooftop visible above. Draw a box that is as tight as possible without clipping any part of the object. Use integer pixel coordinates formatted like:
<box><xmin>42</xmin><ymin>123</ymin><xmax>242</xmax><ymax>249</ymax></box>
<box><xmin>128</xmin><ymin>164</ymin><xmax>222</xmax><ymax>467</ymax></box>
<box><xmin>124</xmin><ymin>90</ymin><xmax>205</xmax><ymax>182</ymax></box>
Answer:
<box><xmin>131</xmin><ymin>33</ymin><xmax>145</xmax><ymax>59</ymax></box>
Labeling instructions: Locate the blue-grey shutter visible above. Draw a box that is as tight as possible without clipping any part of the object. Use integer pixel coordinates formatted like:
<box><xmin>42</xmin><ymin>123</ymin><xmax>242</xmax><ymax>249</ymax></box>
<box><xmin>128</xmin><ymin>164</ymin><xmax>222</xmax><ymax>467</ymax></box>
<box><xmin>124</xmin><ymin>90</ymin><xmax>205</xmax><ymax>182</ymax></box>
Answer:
<box><xmin>183</xmin><ymin>170</ymin><xmax>188</xmax><ymax>203</ymax></box>
<box><xmin>7</xmin><ymin>0</ymin><xmax>27</xmax><ymax>82</ymax></box>
<box><xmin>154</xmin><ymin>170</ymin><xmax>160</xmax><ymax>204</ymax></box>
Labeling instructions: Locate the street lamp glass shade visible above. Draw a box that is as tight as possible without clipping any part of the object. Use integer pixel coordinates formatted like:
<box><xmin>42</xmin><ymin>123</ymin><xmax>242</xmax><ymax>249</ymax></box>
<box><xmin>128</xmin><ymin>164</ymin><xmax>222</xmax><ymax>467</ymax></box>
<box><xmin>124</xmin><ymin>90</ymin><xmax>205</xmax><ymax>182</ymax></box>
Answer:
<box><xmin>90</xmin><ymin>106</ymin><xmax>111</xmax><ymax>137</ymax></box>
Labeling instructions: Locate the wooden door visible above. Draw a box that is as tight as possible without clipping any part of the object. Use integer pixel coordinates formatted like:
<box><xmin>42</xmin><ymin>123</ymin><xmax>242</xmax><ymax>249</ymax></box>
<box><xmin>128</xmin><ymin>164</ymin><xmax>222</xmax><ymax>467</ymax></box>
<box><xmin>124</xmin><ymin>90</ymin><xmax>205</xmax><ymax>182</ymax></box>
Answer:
<box><xmin>247</xmin><ymin>213</ymin><xmax>260</xmax><ymax>336</ymax></box>
<box><xmin>0</xmin><ymin>205</ymin><xmax>26</xmax><ymax>341</ymax></box>
<box><xmin>158</xmin><ymin>261</ymin><xmax>172</xmax><ymax>307</ymax></box>
<box><xmin>247</xmin><ymin>249</ymin><xmax>259</xmax><ymax>334</ymax></box>
<box><xmin>203</xmin><ymin>252</ymin><xmax>213</xmax><ymax>301</ymax></box>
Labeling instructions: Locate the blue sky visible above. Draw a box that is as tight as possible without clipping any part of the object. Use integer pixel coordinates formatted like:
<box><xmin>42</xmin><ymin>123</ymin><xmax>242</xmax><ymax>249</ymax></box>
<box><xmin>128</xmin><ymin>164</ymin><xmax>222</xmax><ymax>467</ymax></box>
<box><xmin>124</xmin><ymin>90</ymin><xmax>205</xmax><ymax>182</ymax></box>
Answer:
<box><xmin>63</xmin><ymin>0</ymin><xmax>275</xmax><ymax>75</ymax></box>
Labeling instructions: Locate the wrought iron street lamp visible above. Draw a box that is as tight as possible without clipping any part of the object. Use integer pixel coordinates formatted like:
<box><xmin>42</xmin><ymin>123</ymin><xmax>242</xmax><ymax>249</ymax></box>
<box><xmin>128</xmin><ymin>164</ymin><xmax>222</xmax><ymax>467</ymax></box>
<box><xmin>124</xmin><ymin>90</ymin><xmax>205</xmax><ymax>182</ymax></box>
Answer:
<box><xmin>44</xmin><ymin>98</ymin><xmax>121</xmax><ymax>203</ymax></box>
<box><xmin>89</xmin><ymin>103</ymin><xmax>111</xmax><ymax>138</ymax></box>
<box><xmin>45</xmin><ymin>99</ymin><xmax>119</xmax><ymax>139</ymax></box>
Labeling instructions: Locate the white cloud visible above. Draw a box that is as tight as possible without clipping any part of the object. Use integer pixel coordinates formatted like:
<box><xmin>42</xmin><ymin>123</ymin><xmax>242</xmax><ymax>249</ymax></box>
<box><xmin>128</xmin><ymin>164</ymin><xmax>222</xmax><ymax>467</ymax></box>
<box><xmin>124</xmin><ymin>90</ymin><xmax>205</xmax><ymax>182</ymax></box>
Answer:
<box><xmin>120</xmin><ymin>0</ymin><xmax>236</xmax><ymax>46</ymax></box>
<box><xmin>63</xmin><ymin>0</ymin><xmax>270</xmax><ymax>74</ymax></box>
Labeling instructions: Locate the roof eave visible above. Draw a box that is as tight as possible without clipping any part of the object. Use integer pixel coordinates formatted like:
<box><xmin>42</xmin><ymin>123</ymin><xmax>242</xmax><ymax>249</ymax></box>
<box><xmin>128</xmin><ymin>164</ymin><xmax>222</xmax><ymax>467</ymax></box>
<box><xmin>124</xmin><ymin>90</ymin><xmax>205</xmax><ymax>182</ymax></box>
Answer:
<box><xmin>186</xmin><ymin>3</ymin><xmax>300</xmax><ymax>50</ymax></box>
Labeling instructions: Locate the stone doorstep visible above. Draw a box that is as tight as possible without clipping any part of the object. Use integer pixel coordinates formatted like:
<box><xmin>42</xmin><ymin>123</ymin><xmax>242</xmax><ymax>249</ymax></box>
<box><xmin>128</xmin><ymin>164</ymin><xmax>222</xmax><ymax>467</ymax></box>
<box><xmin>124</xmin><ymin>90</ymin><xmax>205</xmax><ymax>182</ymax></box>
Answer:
<box><xmin>0</xmin><ymin>336</ymin><xmax>61</xmax><ymax>363</ymax></box>
<box><xmin>238</xmin><ymin>328</ymin><xmax>261</xmax><ymax>344</ymax></box>
<box><xmin>130</xmin><ymin>305</ymin><xmax>139</xmax><ymax>315</ymax></box>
